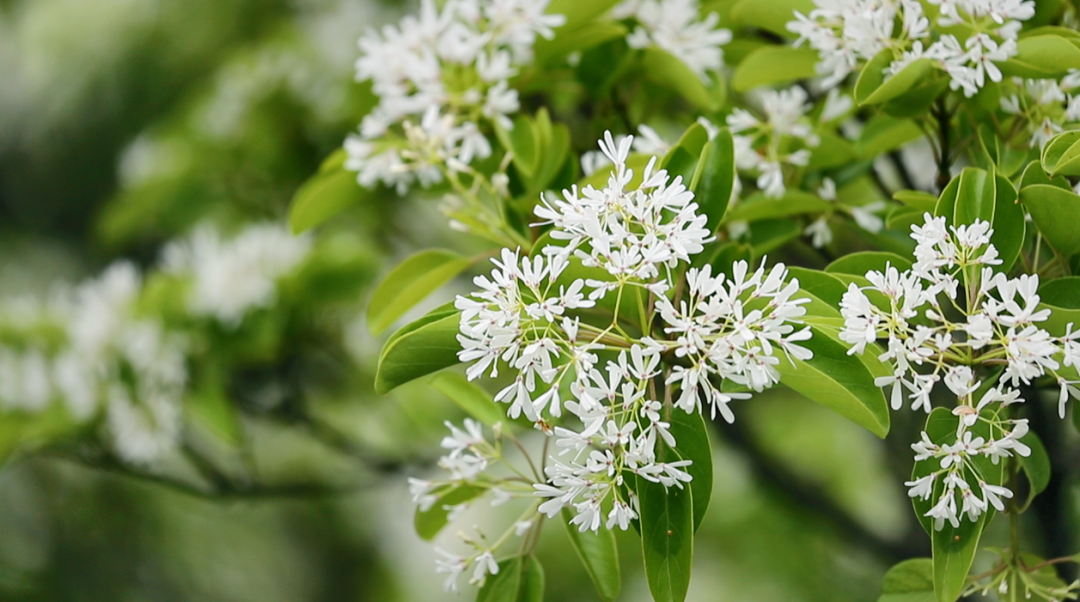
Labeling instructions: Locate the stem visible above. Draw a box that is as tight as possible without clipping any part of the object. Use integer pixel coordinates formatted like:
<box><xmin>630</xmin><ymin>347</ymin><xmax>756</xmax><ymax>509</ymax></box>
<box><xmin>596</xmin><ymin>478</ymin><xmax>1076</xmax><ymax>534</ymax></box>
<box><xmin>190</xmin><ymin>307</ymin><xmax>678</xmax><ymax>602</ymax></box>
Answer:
<box><xmin>935</xmin><ymin>98</ymin><xmax>953</xmax><ymax>192</ymax></box>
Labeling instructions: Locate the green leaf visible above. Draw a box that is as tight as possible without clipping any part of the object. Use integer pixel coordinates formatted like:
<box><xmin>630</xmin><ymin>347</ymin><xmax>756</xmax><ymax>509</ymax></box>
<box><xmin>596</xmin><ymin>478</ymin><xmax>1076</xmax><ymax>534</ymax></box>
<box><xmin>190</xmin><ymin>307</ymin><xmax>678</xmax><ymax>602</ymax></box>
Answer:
<box><xmin>1019</xmin><ymin>184</ymin><xmax>1080</xmax><ymax>256</ymax></box>
<box><xmin>856</xmin><ymin>51</ymin><xmax>935</xmax><ymax>106</ymax></box>
<box><xmin>496</xmin><ymin>115</ymin><xmax>539</xmax><ymax>177</ymax></box>
<box><xmin>881</xmin><ymin>78</ymin><xmax>949</xmax><ymax>119</ymax></box>
<box><xmin>745</xmin><ymin>219</ymin><xmax>801</xmax><ymax>258</ymax></box>
<box><xmin>692</xmin><ymin>129</ymin><xmax>736</xmax><ymax>231</ymax></box>
<box><xmin>186</xmin><ymin>365</ymin><xmax>242</xmax><ymax>446</ymax></box>
<box><xmin>1020</xmin><ymin>160</ymin><xmax>1071</xmax><ymax>191</ymax></box>
<box><xmin>776</xmin><ymin>324</ymin><xmax>891</xmax><ymax>437</ymax></box>
<box><xmin>991</xmin><ymin>173</ymin><xmax>1025</xmax><ymax>272</ymax></box>
<box><xmin>1035</xmin><ymin>277</ymin><xmax>1080</xmax><ymax>336</ymax></box>
<box><xmin>0</xmin><ymin>402</ymin><xmax>81</xmax><ymax>465</ymax></box>
<box><xmin>787</xmin><ymin>267</ymin><xmax>848</xmax><ymax>311</ymax></box>
<box><xmin>732</xmin><ymin>46</ymin><xmax>819</xmax><ymax>91</ymax></box>
<box><xmin>641</xmin><ymin>48</ymin><xmax>718</xmax><ymax>112</ymax></box>
<box><xmin>808</xmin><ymin>130</ymin><xmax>859</xmax><ymax>169</ymax></box>
<box><xmin>580</xmin><ymin>153</ymin><xmax>654</xmax><ymax>191</ymax></box>
<box><xmin>431</xmin><ymin>373</ymin><xmax>506</xmax><ymax>428</ymax></box>
<box><xmin>826</xmin><ymin>251</ymin><xmax>914</xmax><ymax>277</ymax></box>
<box><xmin>1041</xmin><ymin>130</ymin><xmax>1080</xmax><ymax>177</ymax></box>
<box><xmin>857</xmin><ymin>115</ymin><xmax>923</xmax><ymax>158</ymax></box>
<box><xmin>668</xmin><ymin>410</ymin><xmax>712</xmax><ymax>531</ymax></box>
<box><xmin>414</xmin><ymin>483</ymin><xmax>487</xmax><ymax>540</ymax></box>
<box><xmin>893</xmin><ymin>190</ymin><xmax>938</xmax><ymax>213</ymax></box>
<box><xmin>544</xmin><ymin>0</ymin><xmax>621</xmax><ymax>31</ymax></box>
<box><xmin>953</xmin><ymin>167</ymin><xmax>996</xmax><ymax>226</ymax></box>
<box><xmin>877</xmin><ymin>558</ymin><xmax>935</xmax><ymax>602</ymax></box>
<box><xmin>375</xmin><ymin>311</ymin><xmax>462</xmax><ymax>394</ymax></box>
<box><xmin>637</xmin><ymin>474</ymin><xmax>694</xmax><ymax>602</ymax></box>
<box><xmin>661</xmin><ymin>123</ymin><xmax>710</xmax><ymax>185</ymax></box>
<box><xmin>1019</xmin><ymin>430</ymin><xmax>1051</xmax><ymax>495</ymax></box>
<box><xmin>289</xmin><ymin>162</ymin><xmax>367</xmax><ymax>234</ymax></box>
<box><xmin>534</xmin><ymin>21</ymin><xmax>627</xmax><ymax>66</ymax></box>
<box><xmin>1000</xmin><ymin>35</ymin><xmax>1080</xmax><ymax>79</ymax></box>
<box><xmin>730</xmin><ymin>0</ymin><xmax>814</xmax><ymax>37</ymax></box>
<box><xmin>476</xmin><ymin>555</ymin><xmax>545</xmax><ymax>602</ymax></box>
<box><xmin>562</xmin><ymin>513</ymin><xmax>621</xmax><ymax>602</ymax></box>
<box><xmin>367</xmin><ymin>250</ymin><xmax>471</xmax><ymax>335</ymax></box>
<box><xmin>725</xmin><ymin>191</ymin><xmax>832</xmax><ymax>223</ymax></box>
<box><xmin>911</xmin><ymin>409</ymin><xmax>1003</xmax><ymax>602</ymax></box>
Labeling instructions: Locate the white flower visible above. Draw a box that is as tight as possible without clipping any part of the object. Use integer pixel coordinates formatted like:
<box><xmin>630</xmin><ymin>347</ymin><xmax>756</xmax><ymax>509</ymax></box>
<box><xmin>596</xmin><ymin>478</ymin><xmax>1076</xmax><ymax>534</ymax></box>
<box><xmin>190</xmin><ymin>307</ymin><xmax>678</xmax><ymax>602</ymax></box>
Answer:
<box><xmin>622</xmin><ymin>0</ymin><xmax>731</xmax><ymax>80</ymax></box>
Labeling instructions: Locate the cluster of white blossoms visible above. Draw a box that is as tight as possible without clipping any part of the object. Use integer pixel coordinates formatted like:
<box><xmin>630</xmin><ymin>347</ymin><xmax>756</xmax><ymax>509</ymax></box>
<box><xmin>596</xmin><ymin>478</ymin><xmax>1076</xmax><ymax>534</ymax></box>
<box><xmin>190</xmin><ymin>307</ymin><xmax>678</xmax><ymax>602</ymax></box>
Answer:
<box><xmin>1000</xmin><ymin>71</ymin><xmax>1080</xmax><ymax>148</ymax></box>
<box><xmin>840</xmin><ymin>213</ymin><xmax>1080</xmax><ymax>529</ymax></box>
<box><xmin>345</xmin><ymin>0</ymin><xmax>564</xmax><ymax>194</ymax></box>
<box><xmin>413</xmin><ymin>132</ymin><xmax>812</xmax><ymax>592</ymax></box>
<box><xmin>789</xmin><ymin>0</ymin><xmax>1035</xmax><ymax>96</ymax></box>
<box><xmin>612</xmin><ymin>0</ymin><xmax>732</xmax><ymax>80</ymax></box>
<box><xmin>163</xmin><ymin>223</ymin><xmax>311</xmax><ymax>327</ymax></box>
<box><xmin>727</xmin><ymin>86</ymin><xmax>822</xmax><ymax>198</ymax></box>
<box><xmin>0</xmin><ymin>264</ymin><xmax>188</xmax><ymax>464</ymax></box>
<box><xmin>0</xmin><ymin>223</ymin><xmax>316</xmax><ymax>465</ymax></box>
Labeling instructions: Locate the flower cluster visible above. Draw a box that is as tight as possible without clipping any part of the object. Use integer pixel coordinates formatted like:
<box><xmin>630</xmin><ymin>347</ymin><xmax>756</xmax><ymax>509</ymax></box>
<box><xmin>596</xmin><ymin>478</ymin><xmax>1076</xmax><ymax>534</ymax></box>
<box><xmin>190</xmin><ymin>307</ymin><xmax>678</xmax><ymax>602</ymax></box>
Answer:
<box><xmin>414</xmin><ymin>132</ymin><xmax>812</xmax><ymax>592</ymax></box>
<box><xmin>345</xmin><ymin>0</ymin><xmax>564</xmax><ymax>193</ymax></box>
<box><xmin>840</xmin><ymin>213</ymin><xmax>1080</xmax><ymax>529</ymax></box>
<box><xmin>163</xmin><ymin>223</ymin><xmax>311</xmax><ymax>327</ymax></box>
<box><xmin>1000</xmin><ymin>71</ymin><xmax>1080</xmax><ymax>148</ymax></box>
<box><xmin>802</xmin><ymin>177</ymin><xmax>887</xmax><ymax>249</ymax></box>
<box><xmin>0</xmin><ymin>223</ymin><xmax>315</xmax><ymax>465</ymax></box>
<box><xmin>789</xmin><ymin>0</ymin><xmax>1035</xmax><ymax>96</ymax></box>
<box><xmin>727</xmin><ymin>86</ymin><xmax>823</xmax><ymax>198</ymax></box>
<box><xmin>612</xmin><ymin>0</ymin><xmax>732</xmax><ymax>80</ymax></box>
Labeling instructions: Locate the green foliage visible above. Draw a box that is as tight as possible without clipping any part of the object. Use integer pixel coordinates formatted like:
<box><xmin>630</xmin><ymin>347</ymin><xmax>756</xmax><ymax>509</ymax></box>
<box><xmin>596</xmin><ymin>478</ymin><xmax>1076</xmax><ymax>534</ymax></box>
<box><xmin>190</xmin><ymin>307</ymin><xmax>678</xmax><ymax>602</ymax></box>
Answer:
<box><xmin>855</xmin><ymin>51</ymin><xmax>936</xmax><ymax>106</ymax></box>
<box><xmin>367</xmin><ymin>250</ymin><xmax>471</xmax><ymax>335</ymax></box>
<box><xmin>775</xmin><ymin>320</ymin><xmax>891</xmax><ymax>437</ymax></box>
<box><xmin>476</xmin><ymin>556</ymin><xmax>545</xmax><ymax>602</ymax></box>
<box><xmin>375</xmin><ymin>308</ymin><xmax>462</xmax><ymax>395</ymax></box>
<box><xmin>668</xmin><ymin>410</ymin><xmax>713</xmax><ymax>531</ymax></box>
<box><xmin>289</xmin><ymin>151</ymin><xmax>367</xmax><ymax>234</ymax></box>
<box><xmin>562</xmin><ymin>512</ymin><xmax>622</xmax><ymax>602</ymax></box>
<box><xmin>431</xmin><ymin>373</ymin><xmax>506</xmax><ymax>428</ymax></box>
<box><xmin>732</xmin><ymin>46</ymin><xmax>818</xmax><ymax>92</ymax></box>
<box><xmin>640</xmin><ymin>48</ymin><xmax>720</xmax><ymax>112</ymax></box>
<box><xmin>636</xmin><ymin>473</ymin><xmax>694</xmax><ymax>602</ymax></box>
<box><xmin>877</xmin><ymin>558</ymin><xmax>935</xmax><ymax>602</ymax></box>
<box><xmin>1001</xmin><ymin>35</ymin><xmax>1080</xmax><ymax>79</ymax></box>
<box><xmin>730</xmin><ymin>0</ymin><xmax>814</xmax><ymax>36</ymax></box>
<box><xmin>1041</xmin><ymin>131</ymin><xmax>1080</xmax><ymax>177</ymax></box>
<box><xmin>1020</xmin><ymin>184</ymin><xmax>1080</xmax><ymax>257</ymax></box>
<box><xmin>691</xmin><ymin>129</ymin><xmax>737</xmax><ymax>231</ymax></box>
<box><xmin>414</xmin><ymin>483</ymin><xmax>488</xmax><ymax>541</ymax></box>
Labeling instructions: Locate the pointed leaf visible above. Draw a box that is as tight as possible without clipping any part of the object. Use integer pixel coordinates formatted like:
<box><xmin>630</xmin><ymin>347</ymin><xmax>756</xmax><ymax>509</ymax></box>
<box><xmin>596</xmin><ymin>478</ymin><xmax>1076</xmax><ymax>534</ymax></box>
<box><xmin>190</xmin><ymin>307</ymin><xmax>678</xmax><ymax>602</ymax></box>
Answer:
<box><xmin>1019</xmin><ymin>184</ymin><xmax>1080</xmax><ymax>256</ymax></box>
<box><xmin>692</xmin><ymin>129</ymin><xmax>736</xmax><ymax>231</ymax></box>
<box><xmin>641</xmin><ymin>48</ymin><xmax>718</xmax><ymax>112</ymax></box>
<box><xmin>368</xmin><ymin>250</ymin><xmax>471</xmax><ymax>335</ymax></box>
<box><xmin>732</xmin><ymin>46</ymin><xmax>819</xmax><ymax>92</ymax></box>
<box><xmin>669</xmin><ymin>410</ymin><xmax>712</xmax><ymax>531</ymax></box>
<box><xmin>637</xmin><ymin>475</ymin><xmax>694</xmax><ymax>602</ymax></box>
<box><xmin>375</xmin><ymin>311</ymin><xmax>463</xmax><ymax>394</ymax></box>
<box><xmin>562</xmin><ymin>513</ymin><xmax>621</xmax><ymax>601</ymax></box>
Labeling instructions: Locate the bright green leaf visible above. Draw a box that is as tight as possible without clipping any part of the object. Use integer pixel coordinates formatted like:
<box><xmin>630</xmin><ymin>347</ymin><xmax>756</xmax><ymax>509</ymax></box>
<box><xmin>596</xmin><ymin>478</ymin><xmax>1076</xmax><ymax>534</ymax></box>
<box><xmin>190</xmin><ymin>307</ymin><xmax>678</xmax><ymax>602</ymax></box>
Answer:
<box><xmin>730</xmin><ymin>0</ymin><xmax>814</xmax><ymax>36</ymax></box>
<box><xmin>375</xmin><ymin>311</ymin><xmax>462</xmax><ymax>394</ymax></box>
<box><xmin>414</xmin><ymin>483</ymin><xmax>487</xmax><ymax>540</ymax></box>
<box><xmin>725</xmin><ymin>191</ymin><xmax>832</xmax><ymax>223</ymax></box>
<box><xmin>641</xmin><ymin>48</ymin><xmax>719</xmax><ymax>112</ymax></box>
<box><xmin>367</xmin><ymin>250</ymin><xmax>471</xmax><ymax>335</ymax></box>
<box><xmin>1020</xmin><ymin>184</ymin><xmax>1080</xmax><ymax>256</ymax></box>
<box><xmin>431</xmin><ymin>373</ymin><xmax>506</xmax><ymax>428</ymax></box>
<box><xmin>289</xmin><ymin>165</ymin><xmax>366</xmax><ymax>234</ymax></box>
<box><xmin>1041</xmin><ymin>130</ymin><xmax>1080</xmax><ymax>177</ymax></box>
<box><xmin>878</xmin><ymin>558</ymin><xmax>935</xmax><ymax>602</ymax></box>
<box><xmin>1001</xmin><ymin>35</ymin><xmax>1080</xmax><ymax>79</ymax></box>
<box><xmin>856</xmin><ymin>51</ymin><xmax>935</xmax><ymax>106</ymax></box>
<box><xmin>732</xmin><ymin>46</ymin><xmax>819</xmax><ymax>91</ymax></box>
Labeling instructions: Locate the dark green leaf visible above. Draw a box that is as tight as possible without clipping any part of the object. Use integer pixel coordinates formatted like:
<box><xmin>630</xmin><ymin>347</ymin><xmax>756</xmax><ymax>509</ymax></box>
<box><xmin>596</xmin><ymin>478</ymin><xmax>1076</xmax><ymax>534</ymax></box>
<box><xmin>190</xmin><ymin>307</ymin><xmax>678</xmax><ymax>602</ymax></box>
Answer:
<box><xmin>826</xmin><ymin>251</ymin><xmax>914</xmax><ymax>277</ymax></box>
<box><xmin>1019</xmin><ymin>430</ymin><xmax>1051</xmax><ymax>495</ymax></box>
<box><xmin>858</xmin><ymin>115</ymin><xmax>923</xmax><ymax>158</ymax></box>
<box><xmin>991</xmin><ymin>174</ymin><xmax>1025</xmax><ymax>272</ymax></box>
<box><xmin>725</xmin><ymin>191</ymin><xmax>832</xmax><ymax>223</ymax></box>
<box><xmin>668</xmin><ymin>410</ymin><xmax>712</xmax><ymax>531</ymax></box>
<box><xmin>1019</xmin><ymin>184</ymin><xmax>1080</xmax><ymax>256</ymax></box>
<box><xmin>692</xmin><ymin>129</ymin><xmax>736</xmax><ymax>231</ymax></box>
<box><xmin>637</xmin><ymin>474</ymin><xmax>694</xmax><ymax>602</ymax></box>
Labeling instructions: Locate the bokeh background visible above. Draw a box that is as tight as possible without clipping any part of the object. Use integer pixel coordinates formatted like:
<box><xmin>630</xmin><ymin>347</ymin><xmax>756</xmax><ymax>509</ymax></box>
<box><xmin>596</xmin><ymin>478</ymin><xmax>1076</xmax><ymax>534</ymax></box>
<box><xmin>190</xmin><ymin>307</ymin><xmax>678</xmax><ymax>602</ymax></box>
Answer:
<box><xmin>0</xmin><ymin>1</ymin><xmax>1076</xmax><ymax>601</ymax></box>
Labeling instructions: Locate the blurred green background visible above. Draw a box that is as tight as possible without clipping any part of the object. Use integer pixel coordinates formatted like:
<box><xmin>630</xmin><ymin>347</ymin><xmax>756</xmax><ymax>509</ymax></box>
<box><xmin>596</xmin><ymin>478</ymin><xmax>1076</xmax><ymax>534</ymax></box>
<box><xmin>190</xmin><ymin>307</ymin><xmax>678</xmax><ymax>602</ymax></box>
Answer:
<box><xmin>0</xmin><ymin>1</ymin><xmax>1076</xmax><ymax>601</ymax></box>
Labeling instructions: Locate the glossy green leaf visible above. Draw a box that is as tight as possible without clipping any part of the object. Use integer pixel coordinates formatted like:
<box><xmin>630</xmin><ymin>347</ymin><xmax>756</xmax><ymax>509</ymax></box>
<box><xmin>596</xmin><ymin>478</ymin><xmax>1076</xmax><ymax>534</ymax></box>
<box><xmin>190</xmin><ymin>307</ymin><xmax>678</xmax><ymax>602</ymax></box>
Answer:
<box><xmin>858</xmin><ymin>115</ymin><xmax>923</xmax><ymax>158</ymax></box>
<box><xmin>1041</xmin><ymin>130</ymin><xmax>1080</xmax><ymax>177</ymax></box>
<box><xmin>289</xmin><ymin>163</ymin><xmax>366</xmax><ymax>234</ymax></box>
<box><xmin>1019</xmin><ymin>430</ymin><xmax>1051</xmax><ymax>495</ymax></box>
<box><xmin>476</xmin><ymin>556</ymin><xmax>545</xmax><ymax>602</ymax></box>
<box><xmin>431</xmin><ymin>373</ymin><xmax>505</xmax><ymax>428</ymax></box>
<box><xmin>641</xmin><ymin>48</ymin><xmax>718</xmax><ymax>112</ymax></box>
<box><xmin>725</xmin><ymin>191</ymin><xmax>832</xmax><ymax>223</ymax></box>
<box><xmin>692</xmin><ymin>129</ymin><xmax>736</xmax><ymax>232</ymax></box>
<box><xmin>730</xmin><ymin>0</ymin><xmax>814</xmax><ymax>36</ymax></box>
<box><xmin>562</xmin><ymin>512</ymin><xmax>621</xmax><ymax>602</ymax></box>
<box><xmin>826</xmin><ymin>251</ymin><xmax>914</xmax><ymax>277</ymax></box>
<box><xmin>877</xmin><ymin>558</ymin><xmax>935</xmax><ymax>602</ymax></box>
<box><xmin>668</xmin><ymin>410</ymin><xmax>712</xmax><ymax>531</ymax></box>
<box><xmin>414</xmin><ymin>483</ymin><xmax>487</xmax><ymax>540</ymax></box>
<box><xmin>1001</xmin><ymin>35</ymin><xmax>1080</xmax><ymax>79</ymax></box>
<box><xmin>911</xmin><ymin>409</ymin><xmax>1003</xmax><ymax>602</ymax></box>
<box><xmin>732</xmin><ymin>46</ymin><xmax>818</xmax><ymax>91</ymax></box>
<box><xmin>953</xmin><ymin>167</ymin><xmax>995</xmax><ymax>226</ymax></box>
<box><xmin>1020</xmin><ymin>160</ymin><xmax>1071</xmax><ymax>191</ymax></box>
<box><xmin>787</xmin><ymin>267</ymin><xmax>848</xmax><ymax>310</ymax></box>
<box><xmin>887</xmin><ymin>206</ymin><xmax>924</xmax><ymax>232</ymax></box>
<box><xmin>776</xmin><ymin>324</ymin><xmax>891</xmax><ymax>437</ymax></box>
<box><xmin>893</xmin><ymin>190</ymin><xmax>938</xmax><ymax>213</ymax></box>
<box><xmin>375</xmin><ymin>311</ymin><xmax>462</xmax><ymax>394</ymax></box>
<box><xmin>856</xmin><ymin>50</ymin><xmax>935</xmax><ymax>106</ymax></box>
<box><xmin>637</xmin><ymin>474</ymin><xmax>694</xmax><ymax>602</ymax></box>
<box><xmin>1034</xmin><ymin>277</ymin><xmax>1080</xmax><ymax>336</ymax></box>
<box><xmin>661</xmin><ymin>123</ymin><xmax>709</xmax><ymax>185</ymax></box>
<box><xmin>367</xmin><ymin>250</ymin><xmax>470</xmax><ymax>335</ymax></box>
<box><xmin>544</xmin><ymin>0</ymin><xmax>622</xmax><ymax>31</ymax></box>
<box><xmin>991</xmin><ymin>174</ymin><xmax>1025</xmax><ymax>272</ymax></box>
<box><xmin>1020</xmin><ymin>184</ymin><xmax>1080</xmax><ymax>256</ymax></box>
<box><xmin>496</xmin><ymin>115</ymin><xmax>539</xmax><ymax>177</ymax></box>
<box><xmin>881</xmin><ymin>78</ymin><xmax>949</xmax><ymax>119</ymax></box>
<box><xmin>746</xmin><ymin>219</ymin><xmax>801</xmax><ymax>258</ymax></box>
<box><xmin>534</xmin><ymin>21</ymin><xmax>627</xmax><ymax>65</ymax></box>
